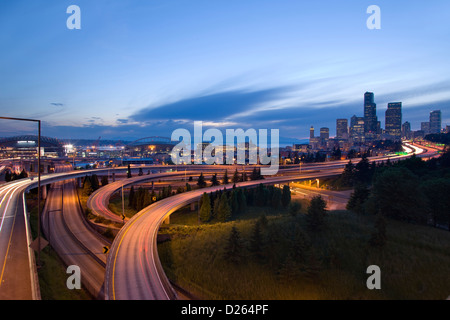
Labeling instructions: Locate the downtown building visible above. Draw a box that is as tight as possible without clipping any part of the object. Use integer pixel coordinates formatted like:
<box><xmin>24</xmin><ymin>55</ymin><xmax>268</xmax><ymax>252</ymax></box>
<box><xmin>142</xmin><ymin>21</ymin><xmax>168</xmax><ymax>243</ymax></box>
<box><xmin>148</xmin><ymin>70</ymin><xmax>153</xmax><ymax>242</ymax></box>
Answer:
<box><xmin>385</xmin><ymin>102</ymin><xmax>402</xmax><ymax>141</ymax></box>
<box><xmin>429</xmin><ymin>110</ymin><xmax>442</xmax><ymax>134</ymax></box>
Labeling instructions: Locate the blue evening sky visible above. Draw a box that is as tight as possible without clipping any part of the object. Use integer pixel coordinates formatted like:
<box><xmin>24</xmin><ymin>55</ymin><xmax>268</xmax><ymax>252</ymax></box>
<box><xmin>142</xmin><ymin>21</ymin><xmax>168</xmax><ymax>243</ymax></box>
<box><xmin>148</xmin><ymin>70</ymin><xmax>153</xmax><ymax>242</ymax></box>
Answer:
<box><xmin>1</xmin><ymin>0</ymin><xmax>449</xmax><ymax>142</ymax></box>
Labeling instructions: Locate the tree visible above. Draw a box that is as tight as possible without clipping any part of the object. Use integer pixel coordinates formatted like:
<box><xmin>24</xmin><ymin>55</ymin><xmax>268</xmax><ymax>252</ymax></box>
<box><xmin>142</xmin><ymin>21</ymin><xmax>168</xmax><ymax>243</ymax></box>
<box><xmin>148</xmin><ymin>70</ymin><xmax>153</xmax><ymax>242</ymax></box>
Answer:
<box><xmin>222</xmin><ymin>170</ymin><xmax>229</xmax><ymax>185</ymax></box>
<box><xmin>127</xmin><ymin>164</ymin><xmax>132</xmax><ymax>178</ymax></box>
<box><xmin>138</xmin><ymin>168</ymin><xmax>143</xmax><ymax>176</ymax></box>
<box><xmin>271</xmin><ymin>187</ymin><xmax>281</xmax><ymax>209</ymax></box>
<box><xmin>232</xmin><ymin>169</ymin><xmax>240</xmax><ymax>184</ymax></box>
<box><xmin>249</xmin><ymin>220</ymin><xmax>264</xmax><ymax>261</ymax></box>
<box><xmin>223</xmin><ymin>226</ymin><xmax>244</xmax><ymax>264</ymax></box>
<box><xmin>197</xmin><ymin>172</ymin><xmax>207</xmax><ymax>188</ymax></box>
<box><xmin>288</xmin><ymin>201</ymin><xmax>302</xmax><ymax>216</ymax></box>
<box><xmin>346</xmin><ymin>184</ymin><xmax>370</xmax><ymax>215</ymax></box>
<box><xmin>281</xmin><ymin>185</ymin><xmax>291</xmax><ymax>207</ymax></box>
<box><xmin>90</xmin><ymin>174</ymin><xmax>100</xmax><ymax>191</ymax></box>
<box><xmin>421</xmin><ymin>178</ymin><xmax>450</xmax><ymax>229</ymax></box>
<box><xmin>354</xmin><ymin>155</ymin><xmax>371</xmax><ymax>185</ymax></box>
<box><xmin>340</xmin><ymin>160</ymin><xmax>355</xmax><ymax>187</ymax></box>
<box><xmin>199</xmin><ymin>192</ymin><xmax>212</xmax><ymax>223</ymax></box>
<box><xmin>101</xmin><ymin>175</ymin><xmax>109</xmax><ymax>186</ymax></box>
<box><xmin>82</xmin><ymin>176</ymin><xmax>94</xmax><ymax>196</ymax></box>
<box><xmin>306</xmin><ymin>195</ymin><xmax>327</xmax><ymax>231</ymax></box>
<box><xmin>217</xmin><ymin>192</ymin><xmax>232</xmax><ymax>222</ymax></box>
<box><xmin>210</xmin><ymin>173</ymin><xmax>220</xmax><ymax>186</ymax></box>
<box><xmin>4</xmin><ymin>170</ymin><xmax>11</xmax><ymax>182</ymax></box>
<box><xmin>371</xmin><ymin>167</ymin><xmax>427</xmax><ymax>223</ymax></box>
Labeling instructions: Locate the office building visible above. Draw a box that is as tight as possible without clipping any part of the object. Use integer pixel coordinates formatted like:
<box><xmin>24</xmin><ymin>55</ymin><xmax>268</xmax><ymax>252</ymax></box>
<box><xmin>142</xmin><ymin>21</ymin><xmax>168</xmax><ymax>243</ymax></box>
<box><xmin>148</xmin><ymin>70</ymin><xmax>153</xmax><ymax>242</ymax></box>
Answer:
<box><xmin>402</xmin><ymin>121</ymin><xmax>411</xmax><ymax>140</ymax></box>
<box><xmin>336</xmin><ymin>119</ymin><xmax>348</xmax><ymax>139</ymax></box>
<box><xmin>350</xmin><ymin>115</ymin><xmax>365</xmax><ymax>142</ymax></box>
<box><xmin>385</xmin><ymin>102</ymin><xmax>402</xmax><ymax>140</ymax></box>
<box><xmin>364</xmin><ymin>92</ymin><xmax>378</xmax><ymax>134</ymax></box>
<box><xmin>421</xmin><ymin>122</ymin><xmax>431</xmax><ymax>135</ymax></box>
<box><xmin>430</xmin><ymin>110</ymin><xmax>441</xmax><ymax>134</ymax></box>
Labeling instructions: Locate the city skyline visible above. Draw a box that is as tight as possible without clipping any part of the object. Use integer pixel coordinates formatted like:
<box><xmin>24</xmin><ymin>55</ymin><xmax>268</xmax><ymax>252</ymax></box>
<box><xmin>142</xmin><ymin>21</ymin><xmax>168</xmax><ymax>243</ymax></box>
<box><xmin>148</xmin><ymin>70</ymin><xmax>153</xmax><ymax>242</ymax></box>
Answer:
<box><xmin>1</xmin><ymin>1</ymin><xmax>450</xmax><ymax>141</ymax></box>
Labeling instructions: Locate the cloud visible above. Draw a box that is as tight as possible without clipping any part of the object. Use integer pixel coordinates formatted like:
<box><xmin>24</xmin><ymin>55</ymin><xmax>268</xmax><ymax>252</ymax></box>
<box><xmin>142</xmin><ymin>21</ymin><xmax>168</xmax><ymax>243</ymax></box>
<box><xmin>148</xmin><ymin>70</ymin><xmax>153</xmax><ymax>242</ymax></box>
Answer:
<box><xmin>129</xmin><ymin>86</ymin><xmax>295</xmax><ymax>123</ymax></box>
<box><xmin>50</xmin><ymin>103</ymin><xmax>64</xmax><ymax>107</ymax></box>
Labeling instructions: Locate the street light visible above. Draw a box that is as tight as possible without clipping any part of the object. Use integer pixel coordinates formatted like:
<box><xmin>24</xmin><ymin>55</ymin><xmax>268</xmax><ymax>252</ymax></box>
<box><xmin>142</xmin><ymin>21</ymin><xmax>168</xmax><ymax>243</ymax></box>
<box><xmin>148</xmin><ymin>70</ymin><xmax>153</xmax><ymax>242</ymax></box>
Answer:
<box><xmin>0</xmin><ymin>116</ymin><xmax>42</xmax><ymax>266</ymax></box>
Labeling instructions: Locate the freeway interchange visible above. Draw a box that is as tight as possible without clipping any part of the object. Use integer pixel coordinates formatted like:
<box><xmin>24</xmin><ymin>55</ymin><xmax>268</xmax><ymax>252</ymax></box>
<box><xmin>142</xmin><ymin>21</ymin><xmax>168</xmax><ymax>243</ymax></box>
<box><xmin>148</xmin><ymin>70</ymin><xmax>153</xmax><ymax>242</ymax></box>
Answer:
<box><xmin>0</xmin><ymin>142</ymin><xmax>438</xmax><ymax>300</ymax></box>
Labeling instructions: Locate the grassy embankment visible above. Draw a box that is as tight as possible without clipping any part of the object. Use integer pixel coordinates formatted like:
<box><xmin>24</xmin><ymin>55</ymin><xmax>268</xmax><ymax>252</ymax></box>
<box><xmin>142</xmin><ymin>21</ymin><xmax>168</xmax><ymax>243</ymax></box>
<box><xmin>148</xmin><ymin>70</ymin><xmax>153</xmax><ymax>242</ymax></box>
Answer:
<box><xmin>158</xmin><ymin>199</ymin><xmax>450</xmax><ymax>300</ymax></box>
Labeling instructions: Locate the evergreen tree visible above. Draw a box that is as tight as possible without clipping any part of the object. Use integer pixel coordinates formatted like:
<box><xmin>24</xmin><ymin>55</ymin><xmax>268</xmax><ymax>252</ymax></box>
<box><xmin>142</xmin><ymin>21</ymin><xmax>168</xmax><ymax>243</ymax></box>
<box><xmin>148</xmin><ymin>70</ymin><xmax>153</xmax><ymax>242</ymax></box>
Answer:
<box><xmin>199</xmin><ymin>192</ymin><xmax>211</xmax><ymax>223</ymax></box>
<box><xmin>127</xmin><ymin>164</ymin><xmax>132</xmax><ymax>178</ymax></box>
<box><xmin>346</xmin><ymin>184</ymin><xmax>370</xmax><ymax>215</ymax></box>
<box><xmin>90</xmin><ymin>174</ymin><xmax>100</xmax><ymax>191</ymax></box>
<box><xmin>138</xmin><ymin>168</ymin><xmax>143</xmax><ymax>176</ymax></box>
<box><xmin>355</xmin><ymin>155</ymin><xmax>371</xmax><ymax>185</ymax></box>
<box><xmin>241</xmin><ymin>171</ymin><xmax>248</xmax><ymax>182</ymax></box>
<box><xmin>288</xmin><ymin>201</ymin><xmax>302</xmax><ymax>216</ymax></box>
<box><xmin>281</xmin><ymin>185</ymin><xmax>291</xmax><ymax>207</ymax></box>
<box><xmin>232</xmin><ymin>169</ymin><xmax>240</xmax><ymax>184</ymax></box>
<box><xmin>4</xmin><ymin>170</ymin><xmax>11</xmax><ymax>182</ymax></box>
<box><xmin>340</xmin><ymin>160</ymin><xmax>355</xmax><ymax>187</ymax></box>
<box><xmin>101</xmin><ymin>175</ymin><xmax>109</xmax><ymax>186</ymax></box>
<box><xmin>250</xmin><ymin>168</ymin><xmax>259</xmax><ymax>180</ymax></box>
<box><xmin>271</xmin><ymin>187</ymin><xmax>281</xmax><ymax>208</ymax></box>
<box><xmin>210</xmin><ymin>173</ymin><xmax>220</xmax><ymax>186</ymax></box>
<box><xmin>223</xmin><ymin>226</ymin><xmax>244</xmax><ymax>264</ymax></box>
<box><xmin>222</xmin><ymin>170</ymin><xmax>229</xmax><ymax>185</ymax></box>
<box><xmin>197</xmin><ymin>172</ymin><xmax>207</xmax><ymax>188</ymax></box>
<box><xmin>249</xmin><ymin>220</ymin><xmax>264</xmax><ymax>261</ymax></box>
<box><xmin>306</xmin><ymin>195</ymin><xmax>327</xmax><ymax>231</ymax></box>
<box><xmin>217</xmin><ymin>192</ymin><xmax>232</xmax><ymax>222</ymax></box>
<box><xmin>237</xmin><ymin>188</ymin><xmax>247</xmax><ymax>215</ymax></box>
<box><xmin>82</xmin><ymin>176</ymin><xmax>93</xmax><ymax>196</ymax></box>
<box><xmin>230</xmin><ymin>189</ymin><xmax>239</xmax><ymax>216</ymax></box>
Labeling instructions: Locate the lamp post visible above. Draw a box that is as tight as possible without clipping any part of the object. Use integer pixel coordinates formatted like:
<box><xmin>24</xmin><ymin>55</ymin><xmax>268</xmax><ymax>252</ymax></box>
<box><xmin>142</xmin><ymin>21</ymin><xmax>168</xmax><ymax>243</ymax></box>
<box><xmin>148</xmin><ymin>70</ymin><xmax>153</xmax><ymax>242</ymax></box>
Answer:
<box><xmin>0</xmin><ymin>116</ymin><xmax>42</xmax><ymax>266</ymax></box>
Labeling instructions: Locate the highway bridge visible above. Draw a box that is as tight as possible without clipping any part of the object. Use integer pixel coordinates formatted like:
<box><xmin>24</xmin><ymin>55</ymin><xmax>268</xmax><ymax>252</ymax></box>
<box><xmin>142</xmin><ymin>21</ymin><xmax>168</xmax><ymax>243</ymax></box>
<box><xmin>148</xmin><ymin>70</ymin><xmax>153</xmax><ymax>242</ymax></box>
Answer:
<box><xmin>0</xmin><ymin>142</ymin><xmax>437</xmax><ymax>299</ymax></box>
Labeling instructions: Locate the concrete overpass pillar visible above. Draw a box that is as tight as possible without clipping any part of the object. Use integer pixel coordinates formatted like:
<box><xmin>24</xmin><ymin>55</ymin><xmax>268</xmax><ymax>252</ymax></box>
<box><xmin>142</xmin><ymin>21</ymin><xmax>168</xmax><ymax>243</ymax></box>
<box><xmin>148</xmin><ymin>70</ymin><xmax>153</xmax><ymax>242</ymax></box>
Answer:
<box><xmin>190</xmin><ymin>202</ymin><xmax>196</xmax><ymax>211</ymax></box>
<box><xmin>163</xmin><ymin>216</ymin><xmax>170</xmax><ymax>224</ymax></box>
<box><xmin>41</xmin><ymin>185</ymin><xmax>47</xmax><ymax>200</ymax></box>
<box><xmin>112</xmin><ymin>172</ymin><xmax>115</xmax><ymax>182</ymax></box>
<box><xmin>77</xmin><ymin>177</ymin><xmax>82</xmax><ymax>188</ymax></box>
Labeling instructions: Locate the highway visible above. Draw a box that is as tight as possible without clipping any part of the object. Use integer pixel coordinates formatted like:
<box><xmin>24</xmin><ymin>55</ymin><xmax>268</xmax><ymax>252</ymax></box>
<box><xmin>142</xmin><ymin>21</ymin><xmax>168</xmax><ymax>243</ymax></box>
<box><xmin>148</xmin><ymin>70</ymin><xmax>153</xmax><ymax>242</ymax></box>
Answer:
<box><xmin>105</xmin><ymin>168</ymin><xmax>347</xmax><ymax>300</ymax></box>
<box><xmin>0</xmin><ymin>141</ymin><xmax>434</xmax><ymax>299</ymax></box>
<box><xmin>42</xmin><ymin>178</ymin><xmax>110</xmax><ymax>299</ymax></box>
<box><xmin>105</xmin><ymin>143</ymin><xmax>432</xmax><ymax>300</ymax></box>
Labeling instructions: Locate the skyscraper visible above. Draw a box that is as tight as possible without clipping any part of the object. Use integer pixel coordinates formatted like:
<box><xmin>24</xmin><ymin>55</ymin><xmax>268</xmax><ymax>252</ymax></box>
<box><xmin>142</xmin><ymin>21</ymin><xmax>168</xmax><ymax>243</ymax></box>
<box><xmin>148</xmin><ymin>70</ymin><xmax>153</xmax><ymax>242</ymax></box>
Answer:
<box><xmin>421</xmin><ymin>122</ymin><xmax>431</xmax><ymax>135</ymax></box>
<box><xmin>364</xmin><ymin>92</ymin><xmax>378</xmax><ymax>134</ymax></box>
<box><xmin>402</xmin><ymin>121</ymin><xmax>411</xmax><ymax>140</ymax></box>
<box><xmin>336</xmin><ymin>119</ymin><xmax>348</xmax><ymax>139</ymax></box>
<box><xmin>310</xmin><ymin>126</ymin><xmax>315</xmax><ymax>139</ymax></box>
<box><xmin>429</xmin><ymin>110</ymin><xmax>442</xmax><ymax>134</ymax></box>
<box><xmin>350</xmin><ymin>115</ymin><xmax>365</xmax><ymax>142</ymax></box>
<box><xmin>320</xmin><ymin>127</ymin><xmax>330</xmax><ymax>140</ymax></box>
<box><xmin>385</xmin><ymin>102</ymin><xmax>402</xmax><ymax>140</ymax></box>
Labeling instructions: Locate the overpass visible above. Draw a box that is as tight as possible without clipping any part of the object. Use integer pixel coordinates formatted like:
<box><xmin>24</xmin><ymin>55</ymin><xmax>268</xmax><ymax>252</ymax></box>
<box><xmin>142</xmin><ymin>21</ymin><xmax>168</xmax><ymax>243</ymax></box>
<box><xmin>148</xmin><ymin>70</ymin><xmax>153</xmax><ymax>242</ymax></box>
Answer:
<box><xmin>0</xmin><ymin>142</ymin><xmax>432</xmax><ymax>299</ymax></box>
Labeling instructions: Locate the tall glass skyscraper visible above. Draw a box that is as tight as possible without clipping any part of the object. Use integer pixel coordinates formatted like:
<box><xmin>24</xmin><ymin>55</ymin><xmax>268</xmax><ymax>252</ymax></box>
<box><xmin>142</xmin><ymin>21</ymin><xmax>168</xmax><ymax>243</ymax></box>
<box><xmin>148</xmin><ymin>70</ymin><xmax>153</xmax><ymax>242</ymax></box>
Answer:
<box><xmin>385</xmin><ymin>102</ymin><xmax>402</xmax><ymax>140</ymax></box>
<box><xmin>364</xmin><ymin>92</ymin><xmax>378</xmax><ymax>134</ymax></box>
<box><xmin>429</xmin><ymin>110</ymin><xmax>441</xmax><ymax>134</ymax></box>
<box><xmin>336</xmin><ymin>119</ymin><xmax>348</xmax><ymax>139</ymax></box>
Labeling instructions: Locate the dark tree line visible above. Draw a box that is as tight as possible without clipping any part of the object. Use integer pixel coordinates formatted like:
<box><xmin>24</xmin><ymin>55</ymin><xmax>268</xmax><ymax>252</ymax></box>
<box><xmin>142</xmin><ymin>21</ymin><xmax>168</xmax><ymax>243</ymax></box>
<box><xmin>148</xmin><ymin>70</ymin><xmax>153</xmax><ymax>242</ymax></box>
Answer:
<box><xmin>198</xmin><ymin>184</ymin><xmax>292</xmax><ymax>223</ymax></box>
<box><xmin>346</xmin><ymin>150</ymin><xmax>450</xmax><ymax>230</ymax></box>
<box><xmin>4</xmin><ymin>169</ymin><xmax>28</xmax><ymax>182</ymax></box>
